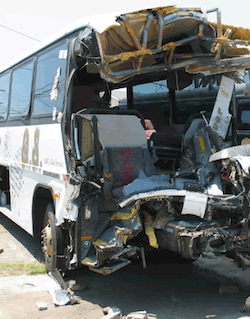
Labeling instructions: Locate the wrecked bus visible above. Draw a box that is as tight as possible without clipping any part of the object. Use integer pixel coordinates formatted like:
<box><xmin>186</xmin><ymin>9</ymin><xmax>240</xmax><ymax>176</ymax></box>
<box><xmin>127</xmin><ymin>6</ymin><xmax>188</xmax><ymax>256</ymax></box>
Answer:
<box><xmin>1</xmin><ymin>5</ymin><xmax>250</xmax><ymax>274</ymax></box>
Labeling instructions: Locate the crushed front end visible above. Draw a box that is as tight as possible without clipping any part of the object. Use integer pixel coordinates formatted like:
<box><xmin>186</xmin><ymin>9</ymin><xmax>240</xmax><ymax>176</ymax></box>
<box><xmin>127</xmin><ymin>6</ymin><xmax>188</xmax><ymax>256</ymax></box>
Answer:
<box><xmin>69</xmin><ymin>108</ymin><xmax>250</xmax><ymax>275</ymax></box>
<box><xmin>65</xmin><ymin>5</ymin><xmax>250</xmax><ymax>274</ymax></box>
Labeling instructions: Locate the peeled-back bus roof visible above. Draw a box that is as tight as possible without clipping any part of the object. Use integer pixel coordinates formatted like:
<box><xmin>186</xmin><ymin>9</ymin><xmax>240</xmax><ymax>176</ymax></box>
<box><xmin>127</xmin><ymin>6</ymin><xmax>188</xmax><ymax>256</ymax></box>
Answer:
<box><xmin>1</xmin><ymin>5</ymin><xmax>250</xmax><ymax>83</ymax></box>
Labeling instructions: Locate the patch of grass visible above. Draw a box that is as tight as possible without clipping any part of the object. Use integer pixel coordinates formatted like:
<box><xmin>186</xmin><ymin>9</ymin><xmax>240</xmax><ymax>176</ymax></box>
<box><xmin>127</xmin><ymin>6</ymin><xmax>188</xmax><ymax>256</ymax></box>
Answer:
<box><xmin>26</xmin><ymin>262</ymin><xmax>46</xmax><ymax>275</ymax></box>
<box><xmin>0</xmin><ymin>261</ymin><xmax>46</xmax><ymax>275</ymax></box>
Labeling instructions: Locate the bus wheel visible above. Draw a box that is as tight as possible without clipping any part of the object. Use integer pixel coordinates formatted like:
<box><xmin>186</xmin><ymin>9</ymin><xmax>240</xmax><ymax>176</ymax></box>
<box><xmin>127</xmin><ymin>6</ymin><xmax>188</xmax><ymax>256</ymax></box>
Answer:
<box><xmin>42</xmin><ymin>204</ymin><xmax>64</xmax><ymax>272</ymax></box>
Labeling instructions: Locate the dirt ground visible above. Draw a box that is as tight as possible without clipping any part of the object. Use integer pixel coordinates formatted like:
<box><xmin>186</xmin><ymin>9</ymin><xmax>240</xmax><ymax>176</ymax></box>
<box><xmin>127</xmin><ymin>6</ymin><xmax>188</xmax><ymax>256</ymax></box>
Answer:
<box><xmin>1</xmin><ymin>213</ymin><xmax>250</xmax><ymax>319</ymax></box>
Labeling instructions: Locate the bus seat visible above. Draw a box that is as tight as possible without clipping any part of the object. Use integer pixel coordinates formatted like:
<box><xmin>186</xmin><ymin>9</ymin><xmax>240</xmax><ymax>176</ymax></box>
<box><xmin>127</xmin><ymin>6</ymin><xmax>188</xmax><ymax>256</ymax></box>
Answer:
<box><xmin>149</xmin><ymin>126</ymin><xmax>182</xmax><ymax>162</ymax></box>
<box><xmin>102</xmin><ymin>146</ymin><xmax>155</xmax><ymax>199</ymax></box>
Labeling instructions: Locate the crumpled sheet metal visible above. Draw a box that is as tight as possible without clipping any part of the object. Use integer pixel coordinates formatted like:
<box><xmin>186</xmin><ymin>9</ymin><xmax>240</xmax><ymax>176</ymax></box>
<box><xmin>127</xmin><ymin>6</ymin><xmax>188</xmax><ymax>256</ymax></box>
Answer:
<box><xmin>93</xmin><ymin>226</ymin><xmax>126</xmax><ymax>249</ymax></box>
<box><xmin>111</xmin><ymin>206</ymin><xmax>143</xmax><ymax>237</ymax></box>
<box><xmin>210</xmin><ymin>143</ymin><xmax>250</xmax><ymax>162</ymax></box>
<box><xmin>185</xmin><ymin>58</ymin><xmax>250</xmax><ymax>76</ymax></box>
<box><xmin>82</xmin><ymin>206</ymin><xmax>142</xmax><ymax>267</ymax></box>
<box><xmin>93</xmin><ymin>206</ymin><xmax>143</xmax><ymax>249</ymax></box>
<box><xmin>81</xmin><ymin>226</ymin><xmax>126</xmax><ymax>268</ymax></box>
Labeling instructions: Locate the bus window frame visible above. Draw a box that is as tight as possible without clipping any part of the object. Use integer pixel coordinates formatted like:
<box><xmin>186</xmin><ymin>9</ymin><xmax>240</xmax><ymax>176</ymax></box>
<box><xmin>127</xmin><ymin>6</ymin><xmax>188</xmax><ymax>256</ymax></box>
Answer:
<box><xmin>0</xmin><ymin>71</ymin><xmax>12</xmax><ymax>123</ymax></box>
<box><xmin>8</xmin><ymin>59</ymin><xmax>35</xmax><ymax>122</ymax></box>
<box><xmin>30</xmin><ymin>39</ymin><xmax>70</xmax><ymax>120</ymax></box>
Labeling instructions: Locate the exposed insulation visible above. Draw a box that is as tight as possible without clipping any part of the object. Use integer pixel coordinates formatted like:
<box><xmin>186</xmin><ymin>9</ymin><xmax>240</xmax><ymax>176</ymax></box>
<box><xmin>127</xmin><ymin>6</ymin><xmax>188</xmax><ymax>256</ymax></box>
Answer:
<box><xmin>103</xmin><ymin>48</ymin><xmax>153</xmax><ymax>63</ymax></box>
<box><xmin>211</xmin><ymin>22</ymin><xmax>250</xmax><ymax>40</ymax></box>
<box><xmin>186</xmin><ymin>62</ymin><xmax>250</xmax><ymax>76</ymax></box>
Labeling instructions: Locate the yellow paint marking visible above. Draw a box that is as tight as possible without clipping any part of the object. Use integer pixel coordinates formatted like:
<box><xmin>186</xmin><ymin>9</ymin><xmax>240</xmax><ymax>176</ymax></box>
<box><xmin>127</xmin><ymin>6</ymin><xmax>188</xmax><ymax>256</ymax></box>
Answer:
<box><xmin>111</xmin><ymin>207</ymin><xmax>137</xmax><ymax>220</ymax></box>
<box><xmin>81</xmin><ymin>235</ymin><xmax>93</xmax><ymax>241</ymax></box>
<box><xmin>199</xmin><ymin>137</ymin><xmax>206</xmax><ymax>152</ymax></box>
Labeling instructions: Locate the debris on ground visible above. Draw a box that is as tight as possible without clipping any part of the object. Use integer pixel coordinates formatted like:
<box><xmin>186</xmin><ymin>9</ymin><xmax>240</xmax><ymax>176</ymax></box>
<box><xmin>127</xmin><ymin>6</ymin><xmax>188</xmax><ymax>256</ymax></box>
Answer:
<box><xmin>101</xmin><ymin>307</ymin><xmax>157</xmax><ymax>319</ymax></box>
<box><xmin>36</xmin><ymin>301</ymin><xmax>47</xmax><ymax>311</ymax></box>
<box><xmin>101</xmin><ymin>307</ymin><xmax>122</xmax><ymax>319</ymax></box>
<box><xmin>219</xmin><ymin>284</ymin><xmax>239</xmax><ymax>295</ymax></box>
<box><xmin>65</xmin><ymin>279</ymin><xmax>88</xmax><ymax>291</ymax></box>
<box><xmin>125</xmin><ymin>311</ymin><xmax>153</xmax><ymax>319</ymax></box>
<box><xmin>47</xmin><ymin>269</ymin><xmax>78</xmax><ymax>306</ymax></box>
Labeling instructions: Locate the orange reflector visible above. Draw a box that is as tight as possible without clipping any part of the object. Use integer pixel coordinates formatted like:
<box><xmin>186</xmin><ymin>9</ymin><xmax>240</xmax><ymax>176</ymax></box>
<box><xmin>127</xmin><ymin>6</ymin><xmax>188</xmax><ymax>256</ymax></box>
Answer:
<box><xmin>81</xmin><ymin>235</ymin><xmax>93</xmax><ymax>241</ymax></box>
<box><xmin>53</xmin><ymin>193</ymin><xmax>59</xmax><ymax>199</ymax></box>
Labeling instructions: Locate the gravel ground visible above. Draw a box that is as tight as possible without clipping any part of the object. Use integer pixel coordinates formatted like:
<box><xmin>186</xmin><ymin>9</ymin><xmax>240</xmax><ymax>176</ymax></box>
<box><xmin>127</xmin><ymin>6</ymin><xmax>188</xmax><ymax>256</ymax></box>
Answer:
<box><xmin>0</xmin><ymin>213</ymin><xmax>43</xmax><ymax>265</ymax></box>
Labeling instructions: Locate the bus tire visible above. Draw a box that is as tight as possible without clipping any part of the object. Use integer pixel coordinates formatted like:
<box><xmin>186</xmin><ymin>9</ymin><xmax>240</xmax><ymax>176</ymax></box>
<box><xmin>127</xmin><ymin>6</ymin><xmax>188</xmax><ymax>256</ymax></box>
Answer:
<box><xmin>42</xmin><ymin>204</ymin><xmax>65</xmax><ymax>272</ymax></box>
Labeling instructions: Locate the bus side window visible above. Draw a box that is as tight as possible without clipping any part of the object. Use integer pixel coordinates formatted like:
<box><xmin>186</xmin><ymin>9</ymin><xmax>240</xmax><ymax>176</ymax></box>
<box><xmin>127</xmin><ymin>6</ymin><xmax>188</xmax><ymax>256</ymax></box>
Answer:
<box><xmin>237</xmin><ymin>100</ymin><xmax>250</xmax><ymax>130</ymax></box>
<box><xmin>9</xmin><ymin>62</ymin><xmax>34</xmax><ymax>119</ymax></box>
<box><xmin>0</xmin><ymin>73</ymin><xmax>10</xmax><ymax>121</ymax></box>
<box><xmin>33</xmin><ymin>43</ymin><xmax>67</xmax><ymax>117</ymax></box>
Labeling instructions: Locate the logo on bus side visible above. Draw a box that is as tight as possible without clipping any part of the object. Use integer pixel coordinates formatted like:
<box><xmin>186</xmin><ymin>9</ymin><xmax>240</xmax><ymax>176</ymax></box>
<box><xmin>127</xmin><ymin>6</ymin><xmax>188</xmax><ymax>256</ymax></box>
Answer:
<box><xmin>21</xmin><ymin>128</ymin><xmax>29</xmax><ymax>164</ymax></box>
<box><xmin>21</xmin><ymin>128</ymin><xmax>40</xmax><ymax>167</ymax></box>
<box><xmin>32</xmin><ymin>128</ymin><xmax>40</xmax><ymax>166</ymax></box>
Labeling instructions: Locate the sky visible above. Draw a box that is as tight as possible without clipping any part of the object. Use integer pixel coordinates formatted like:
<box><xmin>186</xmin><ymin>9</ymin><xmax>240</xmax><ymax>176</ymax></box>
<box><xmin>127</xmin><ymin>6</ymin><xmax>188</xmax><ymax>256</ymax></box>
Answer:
<box><xmin>1</xmin><ymin>0</ymin><xmax>250</xmax><ymax>70</ymax></box>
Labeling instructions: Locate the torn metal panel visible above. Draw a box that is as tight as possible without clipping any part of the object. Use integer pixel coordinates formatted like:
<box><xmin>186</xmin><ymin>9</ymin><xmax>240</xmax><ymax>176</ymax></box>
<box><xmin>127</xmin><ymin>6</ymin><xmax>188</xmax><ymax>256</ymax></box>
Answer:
<box><xmin>81</xmin><ymin>206</ymin><xmax>142</xmax><ymax>269</ymax></box>
<box><xmin>209</xmin><ymin>75</ymin><xmax>234</xmax><ymax>139</ymax></box>
<box><xmin>210</xmin><ymin>144</ymin><xmax>250</xmax><ymax>162</ymax></box>
<box><xmin>181</xmin><ymin>193</ymin><xmax>208</xmax><ymax>219</ymax></box>
<box><xmin>47</xmin><ymin>269</ymin><xmax>76</xmax><ymax>306</ymax></box>
<box><xmin>111</xmin><ymin>207</ymin><xmax>143</xmax><ymax>238</ymax></box>
<box><xmin>48</xmin><ymin>180</ymin><xmax>81</xmax><ymax>225</ymax></box>
<box><xmin>185</xmin><ymin>56</ymin><xmax>250</xmax><ymax>76</ymax></box>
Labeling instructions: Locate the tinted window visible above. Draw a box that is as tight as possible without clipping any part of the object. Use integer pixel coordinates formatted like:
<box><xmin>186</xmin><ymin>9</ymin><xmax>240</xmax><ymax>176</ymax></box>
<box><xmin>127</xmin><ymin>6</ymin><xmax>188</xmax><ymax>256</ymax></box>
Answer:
<box><xmin>133</xmin><ymin>80</ymin><xmax>168</xmax><ymax>96</ymax></box>
<box><xmin>133</xmin><ymin>80</ymin><xmax>170</xmax><ymax>130</ymax></box>
<box><xmin>33</xmin><ymin>43</ymin><xmax>67</xmax><ymax>117</ymax></box>
<box><xmin>241</xmin><ymin>110</ymin><xmax>250</xmax><ymax>124</ymax></box>
<box><xmin>10</xmin><ymin>62</ymin><xmax>33</xmax><ymax>118</ymax></box>
<box><xmin>0</xmin><ymin>73</ymin><xmax>10</xmax><ymax>120</ymax></box>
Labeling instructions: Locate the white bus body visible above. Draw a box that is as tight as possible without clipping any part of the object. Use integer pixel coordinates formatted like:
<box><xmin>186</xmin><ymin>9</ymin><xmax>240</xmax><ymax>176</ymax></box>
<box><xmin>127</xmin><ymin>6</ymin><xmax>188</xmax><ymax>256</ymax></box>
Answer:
<box><xmin>1</xmin><ymin>5</ymin><xmax>250</xmax><ymax>274</ymax></box>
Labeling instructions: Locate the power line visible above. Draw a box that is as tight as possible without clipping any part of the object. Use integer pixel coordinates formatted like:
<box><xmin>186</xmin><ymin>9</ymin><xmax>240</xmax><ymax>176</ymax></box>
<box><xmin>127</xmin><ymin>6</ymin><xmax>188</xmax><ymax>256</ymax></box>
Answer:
<box><xmin>0</xmin><ymin>23</ymin><xmax>41</xmax><ymax>42</ymax></box>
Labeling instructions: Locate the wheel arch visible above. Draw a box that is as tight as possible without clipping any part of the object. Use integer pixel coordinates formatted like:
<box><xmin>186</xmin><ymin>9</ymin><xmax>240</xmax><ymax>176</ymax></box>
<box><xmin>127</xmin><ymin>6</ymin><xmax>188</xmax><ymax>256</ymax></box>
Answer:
<box><xmin>32</xmin><ymin>184</ymin><xmax>55</xmax><ymax>236</ymax></box>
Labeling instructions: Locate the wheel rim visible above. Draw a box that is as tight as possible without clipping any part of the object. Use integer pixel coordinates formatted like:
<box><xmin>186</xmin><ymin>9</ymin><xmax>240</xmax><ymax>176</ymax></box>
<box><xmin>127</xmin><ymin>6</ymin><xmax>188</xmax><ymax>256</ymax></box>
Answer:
<box><xmin>43</xmin><ymin>222</ymin><xmax>53</xmax><ymax>259</ymax></box>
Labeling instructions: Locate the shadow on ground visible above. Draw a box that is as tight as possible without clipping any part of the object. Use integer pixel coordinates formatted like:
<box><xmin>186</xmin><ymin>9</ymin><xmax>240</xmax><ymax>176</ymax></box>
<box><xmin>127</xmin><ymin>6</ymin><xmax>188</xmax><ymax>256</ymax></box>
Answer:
<box><xmin>64</xmin><ymin>257</ymin><xmax>249</xmax><ymax>319</ymax></box>
<box><xmin>0</xmin><ymin>213</ymin><xmax>44</xmax><ymax>262</ymax></box>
